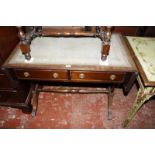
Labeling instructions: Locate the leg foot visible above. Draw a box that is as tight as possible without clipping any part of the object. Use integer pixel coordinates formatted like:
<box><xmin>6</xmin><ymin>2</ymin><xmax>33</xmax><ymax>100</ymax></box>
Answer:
<box><xmin>24</xmin><ymin>52</ymin><xmax>31</xmax><ymax>60</ymax></box>
<box><xmin>101</xmin><ymin>54</ymin><xmax>107</xmax><ymax>61</ymax></box>
<box><xmin>122</xmin><ymin>119</ymin><xmax>130</xmax><ymax>128</ymax></box>
<box><xmin>108</xmin><ymin>111</ymin><xmax>112</xmax><ymax>120</ymax></box>
<box><xmin>31</xmin><ymin>111</ymin><xmax>36</xmax><ymax>117</ymax></box>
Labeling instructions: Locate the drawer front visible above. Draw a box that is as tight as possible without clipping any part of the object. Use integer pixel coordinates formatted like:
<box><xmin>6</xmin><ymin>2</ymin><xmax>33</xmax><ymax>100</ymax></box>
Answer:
<box><xmin>71</xmin><ymin>71</ymin><xmax>125</xmax><ymax>83</ymax></box>
<box><xmin>0</xmin><ymin>73</ymin><xmax>12</xmax><ymax>89</ymax></box>
<box><xmin>15</xmin><ymin>69</ymin><xmax>68</xmax><ymax>81</ymax></box>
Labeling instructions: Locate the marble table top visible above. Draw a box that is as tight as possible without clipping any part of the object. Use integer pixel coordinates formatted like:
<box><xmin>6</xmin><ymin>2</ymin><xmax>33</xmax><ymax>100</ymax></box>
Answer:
<box><xmin>6</xmin><ymin>34</ymin><xmax>135</xmax><ymax>71</ymax></box>
<box><xmin>127</xmin><ymin>36</ymin><xmax>155</xmax><ymax>85</ymax></box>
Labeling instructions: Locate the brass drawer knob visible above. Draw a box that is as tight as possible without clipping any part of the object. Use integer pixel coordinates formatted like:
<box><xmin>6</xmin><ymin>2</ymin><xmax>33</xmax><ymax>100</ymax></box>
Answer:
<box><xmin>79</xmin><ymin>73</ymin><xmax>85</xmax><ymax>79</ymax></box>
<box><xmin>53</xmin><ymin>72</ymin><xmax>59</xmax><ymax>78</ymax></box>
<box><xmin>24</xmin><ymin>72</ymin><xmax>30</xmax><ymax>77</ymax></box>
<box><xmin>110</xmin><ymin>74</ymin><xmax>116</xmax><ymax>80</ymax></box>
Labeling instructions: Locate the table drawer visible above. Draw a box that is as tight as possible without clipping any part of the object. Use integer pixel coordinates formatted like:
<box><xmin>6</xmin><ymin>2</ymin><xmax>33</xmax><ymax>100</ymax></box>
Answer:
<box><xmin>15</xmin><ymin>69</ymin><xmax>68</xmax><ymax>81</ymax></box>
<box><xmin>71</xmin><ymin>71</ymin><xmax>125</xmax><ymax>82</ymax></box>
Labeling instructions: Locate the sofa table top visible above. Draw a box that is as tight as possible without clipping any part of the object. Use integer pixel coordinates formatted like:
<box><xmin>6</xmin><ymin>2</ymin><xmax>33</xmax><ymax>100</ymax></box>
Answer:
<box><xmin>4</xmin><ymin>33</ymin><xmax>136</xmax><ymax>72</ymax></box>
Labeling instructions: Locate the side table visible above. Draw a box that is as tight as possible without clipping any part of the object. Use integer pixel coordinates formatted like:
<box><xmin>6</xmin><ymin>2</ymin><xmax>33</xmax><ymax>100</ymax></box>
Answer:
<box><xmin>3</xmin><ymin>33</ymin><xmax>137</xmax><ymax>118</ymax></box>
<box><xmin>123</xmin><ymin>36</ymin><xmax>155</xmax><ymax>127</ymax></box>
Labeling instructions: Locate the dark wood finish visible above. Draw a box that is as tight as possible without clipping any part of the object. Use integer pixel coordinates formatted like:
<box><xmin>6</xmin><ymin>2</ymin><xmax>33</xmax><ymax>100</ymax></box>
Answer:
<box><xmin>123</xmin><ymin>72</ymin><xmax>138</xmax><ymax>95</ymax></box>
<box><xmin>13</xmin><ymin>68</ymin><xmax>132</xmax><ymax>85</ymax></box>
<box><xmin>70</xmin><ymin>71</ymin><xmax>125</xmax><ymax>83</ymax></box>
<box><xmin>143</xmin><ymin>26</ymin><xmax>155</xmax><ymax>37</ymax></box>
<box><xmin>6</xmin><ymin>66</ymin><xmax>137</xmax><ymax>93</ymax></box>
<box><xmin>17</xmin><ymin>26</ymin><xmax>31</xmax><ymax>60</ymax></box>
<box><xmin>4</xmin><ymin>33</ymin><xmax>138</xmax><ymax>94</ymax></box>
<box><xmin>3</xmin><ymin>28</ymin><xmax>138</xmax><ymax>117</ymax></box>
<box><xmin>10</xmin><ymin>66</ymin><xmax>137</xmax><ymax>95</ymax></box>
<box><xmin>114</xmin><ymin>26</ymin><xmax>138</xmax><ymax>36</ymax></box>
<box><xmin>0</xmin><ymin>26</ymin><xmax>32</xmax><ymax>113</ymax></box>
<box><xmin>0</xmin><ymin>73</ymin><xmax>12</xmax><ymax>89</ymax></box>
<box><xmin>15</xmin><ymin>69</ymin><xmax>68</xmax><ymax>81</ymax></box>
<box><xmin>0</xmin><ymin>27</ymin><xmax>19</xmax><ymax>62</ymax></box>
<box><xmin>31</xmin><ymin>84</ymin><xmax>39</xmax><ymax>117</ymax></box>
<box><xmin>113</xmin><ymin>26</ymin><xmax>155</xmax><ymax>37</ymax></box>
<box><xmin>101</xmin><ymin>26</ymin><xmax>113</xmax><ymax>61</ymax></box>
<box><xmin>0</xmin><ymin>27</ymin><xmax>19</xmax><ymax>88</ymax></box>
<box><xmin>42</xmin><ymin>26</ymin><xmax>96</xmax><ymax>37</ymax></box>
<box><xmin>135</xmin><ymin>26</ymin><xmax>155</xmax><ymax>37</ymax></box>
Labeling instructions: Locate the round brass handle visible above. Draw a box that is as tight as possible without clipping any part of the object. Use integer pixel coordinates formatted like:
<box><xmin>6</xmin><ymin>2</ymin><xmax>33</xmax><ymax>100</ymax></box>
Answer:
<box><xmin>24</xmin><ymin>72</ymin><xmax>30</xmax><ymax>77</ymax></box>
<box><xmin>79</xmin><ymin>73</ymin><xmax>85</xmax><ymax>79</ymax></box>
<box><xmin>110</xmin><ymin>74</ymin><xmax>116</xmax><ymax>80</ymax></box>
<box><xmin>53</xmin><ymin>72</ymin><xmax>59</xmax><ymax>78</ymax></box>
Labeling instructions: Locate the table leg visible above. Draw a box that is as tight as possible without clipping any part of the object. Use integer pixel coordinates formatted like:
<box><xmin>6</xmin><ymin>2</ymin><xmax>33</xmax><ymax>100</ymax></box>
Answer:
<box><xmin>31</xmin><ymin>84</ymin><xmax>39</xmax><ymax>117</ymax></box>
<box><xmin>123</xmin><ymin>89</ymin><xmax>146</xmax><ymax>127</ymax></box>
<box><xmin>96</xmin><ymin>26</ymin><xmax>113</xmax><ymax>61</ymax></box>
<box><xmin>17</xmin><ymin>26</ymin><xmax>32</xmax><ymax>60</ymax></box>
<box><xmin>108</xmin><ymin>86</ymin><xmax>115</xmax><ymax>120</ymax></box>
<box><xmin>123</xmin><ymin>86</ymin><xmax>155</xmax><ymax>127</ymax></box>
<box><xmin>102</xmin><ymin>26</ymin><xmax>113</xmax><ymax>61</ymax></box>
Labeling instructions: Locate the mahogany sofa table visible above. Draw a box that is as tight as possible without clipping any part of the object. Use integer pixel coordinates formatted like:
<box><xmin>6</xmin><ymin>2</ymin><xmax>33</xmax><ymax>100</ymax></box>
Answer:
<box><xmin>3</xmin><ymin>33</ymin><xmax>137</xmax><ymax>119</ymax></box>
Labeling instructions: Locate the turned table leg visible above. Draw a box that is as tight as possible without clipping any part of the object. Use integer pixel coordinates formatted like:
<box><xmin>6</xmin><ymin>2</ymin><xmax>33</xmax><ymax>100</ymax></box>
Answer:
<box><xmin>17</xmin><ymin>26</ymin><xmax>31</xmax><ymax>60</ymax></box>
<box><xmin>96</xmin><ymin>26</ymin><xmax>113</xmax><ymax>61</ymax></box>
<box><xmin>31</xmin><ymin>84</ymin><xmax>40</xmax><ymax>117</ymax></box>
<box><xmin>108</xmin><ymin>86</ymin><xmax>115</xmax><ymax>120</ymax></box>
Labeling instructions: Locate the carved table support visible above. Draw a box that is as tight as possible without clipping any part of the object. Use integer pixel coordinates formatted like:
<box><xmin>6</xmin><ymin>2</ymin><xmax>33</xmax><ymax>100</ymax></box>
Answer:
<box><xmin>30</xmin><ymin>84</ymin><xmax>115</xmax><ymax>119</ymax></box>
<box><xmin>17</xmin><ymin>26</ymin><xmax>41</xmax><ymax>61</ymax></box>
<box><xmin>123</xmin><ymin>76</ymin><xmax>155</xmax><ymax>127</ymax></box>
<box><xmin>17</xmin><ymin>26</ymin><xmax>31</xmax><ymax>60</ymax></box>
<box><xmin>96</xmin><ymin>26</ymin><xmax>113</xmax><ymax>61</ymax></box>
<box><xmin>108</xmin><ymin>86</ymin><xmax>115</xmax><ymax>120</ymax></box>
<box><xmin>102</xmin><ymin>26</ymin><xmax>113</xmax><ymax>61</ymax></box>
<box><xmin>31</xmin><ymin>84</ymin><xmax>40</xmax><ymax>117</ymax></box>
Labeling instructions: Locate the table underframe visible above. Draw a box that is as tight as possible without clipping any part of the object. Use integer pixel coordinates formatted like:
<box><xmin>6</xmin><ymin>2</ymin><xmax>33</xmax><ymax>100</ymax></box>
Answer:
<box><xmin>30</xmin><ymin>84</ymin><xmax>115</xmax><ymax>120</ymax></box>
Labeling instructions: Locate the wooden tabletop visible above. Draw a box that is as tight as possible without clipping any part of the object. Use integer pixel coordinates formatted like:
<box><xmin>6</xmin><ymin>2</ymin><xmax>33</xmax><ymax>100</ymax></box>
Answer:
<box><xmin>126</xmin><ymin>36</ymin><xmax>155</xmax><ymax>86</ymax></box>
